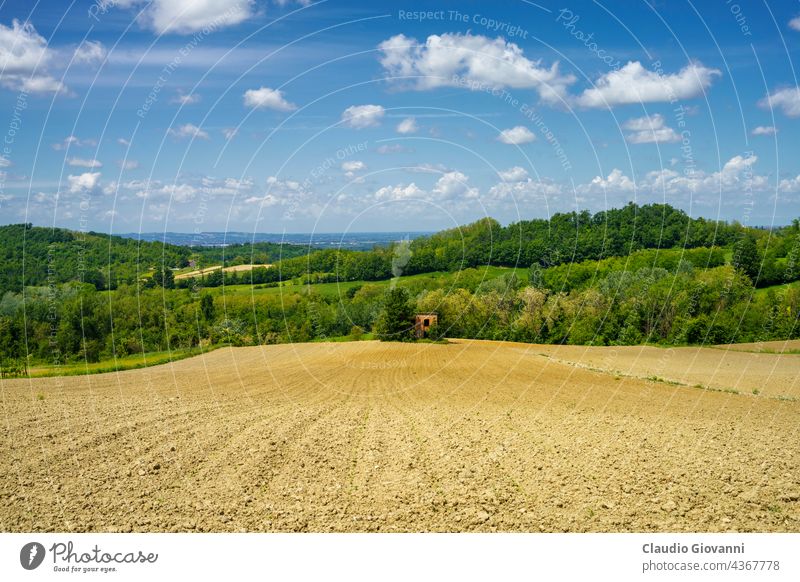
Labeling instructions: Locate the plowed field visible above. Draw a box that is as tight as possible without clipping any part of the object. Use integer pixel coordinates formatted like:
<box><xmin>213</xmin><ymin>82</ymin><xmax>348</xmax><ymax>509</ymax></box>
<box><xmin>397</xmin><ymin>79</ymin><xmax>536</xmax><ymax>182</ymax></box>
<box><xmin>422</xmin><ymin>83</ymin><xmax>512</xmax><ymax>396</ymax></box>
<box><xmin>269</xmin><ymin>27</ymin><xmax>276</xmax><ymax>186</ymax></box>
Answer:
<box><xmin>2</xmin><ymin>340</ymin><xmax>798</xmax><ymax>532</ymax></box>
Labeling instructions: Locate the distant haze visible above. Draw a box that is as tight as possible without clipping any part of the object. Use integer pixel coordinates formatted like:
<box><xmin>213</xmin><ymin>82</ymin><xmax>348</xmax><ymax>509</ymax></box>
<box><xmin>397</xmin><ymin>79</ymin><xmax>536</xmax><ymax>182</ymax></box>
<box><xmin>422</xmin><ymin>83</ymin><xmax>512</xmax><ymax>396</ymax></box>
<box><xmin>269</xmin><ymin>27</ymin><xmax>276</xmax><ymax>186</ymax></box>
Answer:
<box><xmin>122</xmin><ymin>231</ymin><xmax>434</xmax><ymax>250</ymax></box>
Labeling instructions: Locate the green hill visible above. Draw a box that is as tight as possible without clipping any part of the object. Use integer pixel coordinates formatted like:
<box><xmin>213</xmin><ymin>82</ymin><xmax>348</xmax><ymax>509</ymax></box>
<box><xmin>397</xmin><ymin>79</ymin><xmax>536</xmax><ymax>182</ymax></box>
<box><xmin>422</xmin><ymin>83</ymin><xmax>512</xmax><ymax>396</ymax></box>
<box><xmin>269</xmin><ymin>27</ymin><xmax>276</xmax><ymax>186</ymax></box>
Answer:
<box><xmin>0</xmin><ymin>224</ymin><xmax>307</xmax><ymax>294</ymax></box>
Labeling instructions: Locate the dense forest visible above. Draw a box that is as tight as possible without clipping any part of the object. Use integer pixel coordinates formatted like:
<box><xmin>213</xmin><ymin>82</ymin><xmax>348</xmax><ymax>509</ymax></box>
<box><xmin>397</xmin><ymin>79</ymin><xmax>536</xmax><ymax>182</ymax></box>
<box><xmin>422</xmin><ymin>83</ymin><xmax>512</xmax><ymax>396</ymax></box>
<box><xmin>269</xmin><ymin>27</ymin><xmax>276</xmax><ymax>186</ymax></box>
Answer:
<box><xmin>179</xmin><ymin>203</ymin><xmax>793</xmax><ymax>289</ymax></box>
<box><xmin>1</xmin><ymin>203</ymin><xmax>800</xmax><ymax>375</ymax></box>
<box><xmin>402</xmin><ymin>202</ymin><xmax>741</xmax><ymax>272</ymax></box>
<box><xmin>0</xmin><ymin>224</ymin><xmax>308</xmax><ymax>294</ymax></box>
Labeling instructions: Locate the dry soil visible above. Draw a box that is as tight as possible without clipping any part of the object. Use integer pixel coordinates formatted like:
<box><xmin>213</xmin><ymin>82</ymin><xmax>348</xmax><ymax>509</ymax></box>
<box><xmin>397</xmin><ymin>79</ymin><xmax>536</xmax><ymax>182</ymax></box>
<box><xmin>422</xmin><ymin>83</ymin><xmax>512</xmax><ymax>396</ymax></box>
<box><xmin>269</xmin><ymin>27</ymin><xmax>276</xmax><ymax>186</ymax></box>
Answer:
<box><xmin>1</xmin><ymin>340</ymin><xmax>798</xmax><ymax>532</ymax></box>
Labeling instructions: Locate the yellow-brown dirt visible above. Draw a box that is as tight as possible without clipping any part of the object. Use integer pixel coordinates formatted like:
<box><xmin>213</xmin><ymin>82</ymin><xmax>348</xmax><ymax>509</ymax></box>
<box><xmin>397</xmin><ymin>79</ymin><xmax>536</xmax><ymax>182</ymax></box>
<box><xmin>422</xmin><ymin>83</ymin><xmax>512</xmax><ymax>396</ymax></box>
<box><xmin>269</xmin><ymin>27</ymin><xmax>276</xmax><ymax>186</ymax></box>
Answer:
<box><xmin>1</xmin><ymin>340</ymin><xmax>798</xmax><ymax>532</ymax></box>
<box><xmin>174</xmin><ymin>263</ymin><xmax>272</xmax><ymax>281</ymax></box>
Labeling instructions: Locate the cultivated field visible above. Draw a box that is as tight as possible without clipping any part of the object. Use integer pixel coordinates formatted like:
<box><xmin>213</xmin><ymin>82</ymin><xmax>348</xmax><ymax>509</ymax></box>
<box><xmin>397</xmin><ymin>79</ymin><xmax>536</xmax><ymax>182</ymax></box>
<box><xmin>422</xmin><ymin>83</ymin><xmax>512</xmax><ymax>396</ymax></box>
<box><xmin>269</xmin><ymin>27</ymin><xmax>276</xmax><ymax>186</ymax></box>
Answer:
<box><xmin>1</xmin><ymin>340</ymin><xmax>798</xmax><ymax>532</ymax></box>
<box><xmin>174</xmin><ymin>263</ymin><xmax>273</xmax><ymax>280</ymax></box>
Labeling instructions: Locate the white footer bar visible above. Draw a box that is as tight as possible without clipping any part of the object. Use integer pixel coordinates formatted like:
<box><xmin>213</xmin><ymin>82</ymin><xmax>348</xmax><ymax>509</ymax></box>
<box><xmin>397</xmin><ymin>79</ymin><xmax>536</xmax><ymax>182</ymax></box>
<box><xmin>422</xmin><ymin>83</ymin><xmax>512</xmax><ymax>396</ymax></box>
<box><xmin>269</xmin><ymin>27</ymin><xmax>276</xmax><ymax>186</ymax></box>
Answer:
<box><xmin>1</xmin><ymin>533</ymin><xmax>797</xmax><ymax>581</ymax></box>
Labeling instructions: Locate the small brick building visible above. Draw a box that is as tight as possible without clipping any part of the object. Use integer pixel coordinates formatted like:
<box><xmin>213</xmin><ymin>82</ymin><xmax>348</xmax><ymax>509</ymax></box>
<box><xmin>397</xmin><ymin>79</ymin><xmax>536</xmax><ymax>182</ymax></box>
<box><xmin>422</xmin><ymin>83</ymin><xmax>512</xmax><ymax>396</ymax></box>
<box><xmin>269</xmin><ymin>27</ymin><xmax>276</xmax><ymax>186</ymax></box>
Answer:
<box><xmin>414</xmin><ymin>313</ymin><xmax>438</xmax><ymax>339</ymax></box>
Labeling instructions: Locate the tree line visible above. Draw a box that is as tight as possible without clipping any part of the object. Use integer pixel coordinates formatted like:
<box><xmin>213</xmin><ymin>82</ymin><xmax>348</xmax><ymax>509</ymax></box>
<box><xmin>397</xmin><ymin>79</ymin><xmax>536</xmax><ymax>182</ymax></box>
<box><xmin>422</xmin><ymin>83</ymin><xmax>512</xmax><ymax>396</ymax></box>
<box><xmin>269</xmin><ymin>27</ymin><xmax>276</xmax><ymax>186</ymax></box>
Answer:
<box><xmin>178</xmin><ymin>204</ymin><xmax>798</xmax><ymax>290</ymax></box>
<box><xmin>0</xmin><ymin>223</ymin><xmax>308</xmax><ymax>294</ymax></box>
<box><xmin>2</xmin><ymin>247</ymin><xmax>798</xmax><ymax>373</ymax></box>
<box><xmin>2</xmin><ymin>205</ymin><xmax>800</xmax><ymax>375</ymax></box>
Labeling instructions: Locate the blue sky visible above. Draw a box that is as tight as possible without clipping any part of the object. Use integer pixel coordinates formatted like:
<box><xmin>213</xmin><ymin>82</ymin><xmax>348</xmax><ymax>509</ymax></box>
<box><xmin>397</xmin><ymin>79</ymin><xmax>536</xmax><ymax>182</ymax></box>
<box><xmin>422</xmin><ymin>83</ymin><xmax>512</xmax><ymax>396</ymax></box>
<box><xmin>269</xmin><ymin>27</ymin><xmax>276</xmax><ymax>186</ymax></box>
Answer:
<box><xmin>0</xmin><ymin>0</ymin><xmax>799</xmax><ymax>233</ymax></box>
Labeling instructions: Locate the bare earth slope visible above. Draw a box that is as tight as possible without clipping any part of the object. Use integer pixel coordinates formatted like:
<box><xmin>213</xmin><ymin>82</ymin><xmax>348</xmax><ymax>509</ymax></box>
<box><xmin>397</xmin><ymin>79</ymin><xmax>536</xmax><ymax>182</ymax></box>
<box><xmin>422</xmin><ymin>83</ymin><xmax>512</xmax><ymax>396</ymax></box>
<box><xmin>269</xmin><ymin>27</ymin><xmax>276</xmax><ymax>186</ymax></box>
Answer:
<box><xmin>1</xmin><ymin>340</ymin><xmax>798</xmax><ymax>532</ymax></box>
<box><xmin>532</xmin><ymin>342</ymin><xmax>800</xmax><ymax>399</ymax></box>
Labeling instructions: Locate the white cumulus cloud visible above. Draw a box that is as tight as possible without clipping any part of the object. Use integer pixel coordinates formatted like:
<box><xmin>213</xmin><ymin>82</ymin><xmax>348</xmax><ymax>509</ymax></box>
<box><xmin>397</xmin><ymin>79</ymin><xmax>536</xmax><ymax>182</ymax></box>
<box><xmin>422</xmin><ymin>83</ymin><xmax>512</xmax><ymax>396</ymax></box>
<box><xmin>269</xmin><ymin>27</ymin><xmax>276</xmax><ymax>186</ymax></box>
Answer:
<box><xmin>576</xmin><ymin>61</ymin><xmax>720</xmax><ymax>108</ymax></box>
<box><xmin>396</xmin><ymin>117</ymin><xmax>418</xmax><ymax>134</ymax></box>
<box><xmin>73</xmin><ymin>40</ymin><xmax>106</xmax><ymax>65</ymax></box>
<box><xmin>128</xmin><ymin>0</ymin><xmax>255</xmax><ymax>35</ymax></box>
<box><xmin>497</xmin><ymin>166</ymin><xmax>529</xmax><ymax>182</ymax></box>
<box><xmin>0</xmin><ymin>19</ymin><xmax>67</xmax><ymax>94</ymax></box>
<box><xmin>576</xmin><ymin>168</ymin><xmax>636</xmax><ymax>196</ymax></box>
<box><xmin>432</xmin><ymin>171</ymin><xmax>478</xmax><ymax>200</ymax></box>
<box><xmin>488</xmin><ymin>178</ymin><xmax>563</xmax><ymax>201</ymax></box>
<box><xmin>623</xmin><ymin>113</ymin><xmax>680</xmax><ymax>144</ymax></box>
<box><xmin>168</xmin><ymin>123</ymin><xmax>209</xmax><ymax>140</ymax></box>
<box><xmin>751</xmin><ymin>125</ymin><xmax>777</xmax><ymax>136</ymax></box>
<box><xmin>759</xmin><ymin>87</ymin><xmax>800</xmax><ymax>117</ymax></box>
<box><xmin>342</xmin><ymin>160</ymin><xmax>366</xmax><ymax>179</ymax></box>
<box><xmin>172</xmin><ymin>91</ymin><xmax>201</xmax><ymax>105</ymax></box>
<box><xmin>67</xmin><ymin>172</ymin><xmax>101</xmax><ymax>193</ymax></box>
<box><xmin>497</xmin><ymin>126</ymin><xmax>535</xmax><ymax>145</ymax></box>
<box><xmin>374</xmin><ymin>182</ymin><xmax>424</xmax><ymax>201</ymax></box>
<box><xmin>243</xmin><ymin>86</ymin><xmax>296</xmax><ymax>111</ymax></box>
<box><xmin>779</xmin><ymin>175</ymin><xmax>800</xmax><ymax>192</ymax></box>
<box><xmin>369</xmin><ymin>172</ymin><xmax>478</xmax><ymax>204</ymax></box>
<box><xmin>54</xmin><ymin>136</ymin><xmax>96</xmax><ymax>150</ymax></box>
<box><xmin>135</xmin><ymin>182</ymin><xmax>197</xmax><ymax>203</ymax></box>
<box><xmin>341</xmin><ymin>104</ymin><xmax>385</xmax><ymax>128</ymax></box>
<box><xmin>483</xmin><ymin>154</ymin><xmax>774</xmax><ymax>212</ymax></box>
<box><xmin>245</xmin><ymin>176</ymin><xmax>308</xmax><ymax>208</ymax></box>
<box><xmin>378</xmin><ymin>32</ymin><xmax>575</xmax><ymax>104</ymax></box>
<box><xmin>643</xmin><ymin>155</ymin><xmax>767</xmax><ymax>197</ymax></box>
<box><xmin>160</xmin><ymin>183</ymin><xmax>197</xmax><ymax>202</ymax></box>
